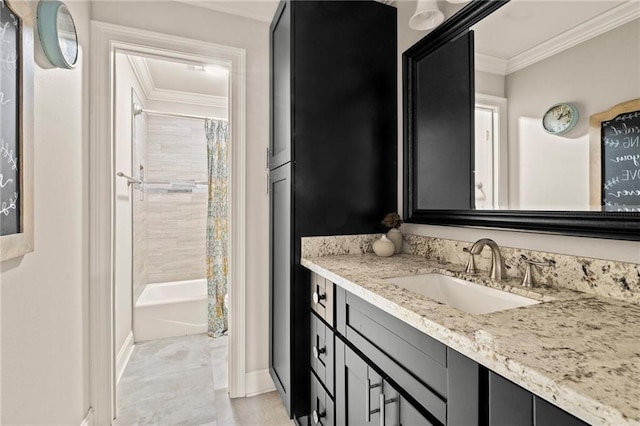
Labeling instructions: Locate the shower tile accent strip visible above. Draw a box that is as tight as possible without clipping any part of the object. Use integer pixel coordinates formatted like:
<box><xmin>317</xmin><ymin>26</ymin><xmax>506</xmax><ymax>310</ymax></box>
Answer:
<box><xmin>301</xmin><ymin>233</ymin><xmax>640</xmax><ymax>305</ymax></box>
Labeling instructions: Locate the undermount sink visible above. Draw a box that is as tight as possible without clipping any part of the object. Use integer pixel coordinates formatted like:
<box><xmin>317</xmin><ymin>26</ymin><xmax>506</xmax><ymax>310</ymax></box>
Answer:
<box><xmin>385</xmin><ymin>273</ymin><xmax>540</xmax><ymax>315</ymax></box>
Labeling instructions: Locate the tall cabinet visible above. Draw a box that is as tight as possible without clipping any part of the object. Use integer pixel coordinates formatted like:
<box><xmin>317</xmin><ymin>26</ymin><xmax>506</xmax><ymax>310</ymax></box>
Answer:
<box><xmin>268</xmin><ymin>0</ymin><xmax>397</xmax><ymax>421</ymax></box>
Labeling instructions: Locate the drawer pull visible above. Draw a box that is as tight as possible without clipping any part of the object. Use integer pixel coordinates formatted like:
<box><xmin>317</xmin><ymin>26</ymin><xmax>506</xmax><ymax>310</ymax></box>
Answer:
<box><xmin>379</xmin><ymin>393</ymin><xmax>398</xmax><ymax>426</ymax></box>
<box><xmin>366</xmin><ymin>379</ymin><xmax>382</xmax><ymax>421</ymax></box>
<box><xmin>312</xmin><ymin>409</ymin><xmax>325</xmax><ymax>425</ymax></box>
<box><xmin>313</xmin><ymin>291</ymin><xmax>326</xmax><ymax>304</ymax></box>
<box><xmin>313</xmin><ymin>345</ymin><xmax>326</xmax><ymax>359</ymax></box>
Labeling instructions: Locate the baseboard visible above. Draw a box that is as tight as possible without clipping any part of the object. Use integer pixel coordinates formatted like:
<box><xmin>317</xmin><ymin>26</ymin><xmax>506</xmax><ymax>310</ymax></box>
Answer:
<box><xmin>80</xmin><ymin>407</ymin><xmax>94</xmax><ymax>426</ymax></box>
<box><xmin>116</xmin><ymin>331</ymin><xmax>135</xmax><ymax>385</ymax></box>
<box><xmin>245</xmin><ymin>368</ymin><xmax>275</xmax><ymax>397</ymax></box>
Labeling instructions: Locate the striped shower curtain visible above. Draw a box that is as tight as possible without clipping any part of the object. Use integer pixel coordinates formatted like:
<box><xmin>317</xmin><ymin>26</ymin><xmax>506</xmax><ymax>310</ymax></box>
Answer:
<box><xmin>205</xmin><ymin>118</ymin><xmax>229</xmax><ymax>337</ymax></box>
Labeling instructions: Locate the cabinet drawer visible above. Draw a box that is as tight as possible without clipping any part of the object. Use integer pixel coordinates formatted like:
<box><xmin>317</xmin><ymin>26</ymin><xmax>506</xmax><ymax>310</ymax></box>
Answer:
<box><xmin>311</xmin><ymin>312</ymin><xmax>335</xmax><ymax>396</ymax></box>
<box><xmin>337</xmin><ymin>287</ymin><xmax>447</xmax><ymax>397</ymax></box>
<box><xmin>311</xmin><ymin>272</ymin><xmax>334</xmax><ymax>327</ymax></box>
<box><xmin>311</xmin><ymin>371</ymin><xmax>335</xmax><ymax>426</ymax></box>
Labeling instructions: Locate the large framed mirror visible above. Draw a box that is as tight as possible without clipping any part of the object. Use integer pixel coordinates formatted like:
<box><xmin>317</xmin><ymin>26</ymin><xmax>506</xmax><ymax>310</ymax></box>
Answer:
<box><xmin>404</xmin><ymin>0</ymin><xmax>640</xmax><ymax>240</ymax></box>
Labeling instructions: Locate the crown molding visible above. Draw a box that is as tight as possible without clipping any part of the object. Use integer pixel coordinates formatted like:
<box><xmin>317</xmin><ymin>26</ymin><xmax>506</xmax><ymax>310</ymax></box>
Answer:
<box><xmin>475</xmin><ymin>53</ymin><xmax>507</xmax><ymax>75</ymax></box>
<box><xmin>127</xmin><ymin>55</ymin><xmax>228</xmax><ymax>108</ymax></box>
<box><xmin>127</xmin><ymin>55</ymin><xmax>155</xmax><ymax>99</ymax></box>
<box><xmin>478</xmin><ymin>1</ymin><xmax>640</xmax><ymax>76</ymax></box>
<box><xmin>174</xmin><ymin>0</ymin><xmax>276</xmax><ymax>22</ymax></box>
<box><xmin>147</xmin><ymin>88</ymin><xmax>228</xmax><ymax>108</ymax></box>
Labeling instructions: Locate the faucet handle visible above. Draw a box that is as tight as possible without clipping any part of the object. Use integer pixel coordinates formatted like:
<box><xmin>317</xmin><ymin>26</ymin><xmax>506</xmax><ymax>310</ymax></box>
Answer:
<box><xmin>521</xmin><ymin>259</ymin><xmax>551</xmax><ymax>288</ymax></box>
<box><xmin>463</xmin><ymin>247</ymin><xmax>477</xmax><ymax>274</ymax></box>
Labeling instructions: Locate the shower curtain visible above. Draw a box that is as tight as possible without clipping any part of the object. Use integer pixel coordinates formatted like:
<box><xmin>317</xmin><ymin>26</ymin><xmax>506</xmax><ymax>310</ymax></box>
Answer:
<box><xmin>205</xmin><ymin>118</ymin><xmax>229</xmax><ymax>337</ymax></box>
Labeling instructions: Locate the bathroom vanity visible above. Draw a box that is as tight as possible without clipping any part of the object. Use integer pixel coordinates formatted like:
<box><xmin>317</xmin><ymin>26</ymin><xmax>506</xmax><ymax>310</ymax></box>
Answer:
<box><xmin>301</xmin><ymin>236</ymin><xmax>640</xmax><ymax>425</ymax></box>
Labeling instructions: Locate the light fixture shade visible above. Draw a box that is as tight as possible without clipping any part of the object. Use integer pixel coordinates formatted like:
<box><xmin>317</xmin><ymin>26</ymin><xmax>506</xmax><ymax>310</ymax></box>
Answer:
<box><xmin>409</xmin><ymin>0</ymin><xmax>445</xmax><ymax>31</ymax></box>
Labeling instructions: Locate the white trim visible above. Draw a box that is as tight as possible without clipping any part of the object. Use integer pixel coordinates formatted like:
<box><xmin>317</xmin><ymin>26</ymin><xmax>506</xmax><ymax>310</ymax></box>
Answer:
<box><xmin>245</xmin><ymin>369</ymin><xmax>276</xmax><ymax>397</ymax></box>
<box><xmin>508</xmin><ymin>1</ymin><xmax>640</xmax><ymax>74</ymax></box>
<box><xmin>474</xmin><ymin>53</ymin><xmax>507</xmax><ymax>76</ymax></box>
<box><xmin>80</xmin><ymin>407</ymin><xmax>94</xmax><ymax>426</ymax></box>
<box><xmin>127</xmin><ymin>55</ymin><xmax>155</xmax><ymax>99</ymax></box>
<box><xmin>128</xmin><ymin>55</ymin><xmax>228</xmax><ymax>108</ymax></box>
<box><xmin>115</xmin><ymin>331</ymin><xmax>135</xmax><ymax>385</ymax></box>
<box><xmin>89</xmin><ymin>21</ymin><xmax>247</xmax><ymax>424</ymax></box>
<box><xmin>479</xmin><ymin>1</ymin><xmax>640</xmax><ymax>75</ymax></box>
<box><xmin>147</xmin><ymin>88</ymin><xmax>228</xmax><ymax>108</ymax></box>
<box><xmin>475</xmin><ymin>94</ymin><xmax>509</xmax><ymax>209</ymax></box>
<box><xmin>174</xmin><ymin>0</ymin><xmax>276</xmax><ymax>23</ymax></box>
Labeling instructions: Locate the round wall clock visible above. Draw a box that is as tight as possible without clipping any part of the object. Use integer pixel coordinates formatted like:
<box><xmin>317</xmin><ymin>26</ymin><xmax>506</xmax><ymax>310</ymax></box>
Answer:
<box><xmin>542</xmin><ymin>103</ymin><xmax>579</xmax><ymax>135</ymax></box>
<box><xmin>37</xmin><ymin>0</ymin><xmax>78</xmax><ymax>69</ymax></box>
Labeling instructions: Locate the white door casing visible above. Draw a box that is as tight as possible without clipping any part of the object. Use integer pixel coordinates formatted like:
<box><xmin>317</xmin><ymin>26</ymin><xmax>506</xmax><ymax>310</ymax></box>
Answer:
<box><xmin>89</xmin><ymin>21</ymin><xmax>247</xmax><ymax>424</ymax></box>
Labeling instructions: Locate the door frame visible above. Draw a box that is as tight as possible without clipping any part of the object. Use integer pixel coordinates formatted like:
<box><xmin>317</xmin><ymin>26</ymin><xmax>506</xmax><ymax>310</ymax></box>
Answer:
<box><xmin>89</xmin><ymin>21</ymin><xmax>247</xmax><ymax>424</ymax></box>
<box><xmin>476</xmin><ymin>93</ymin><xmax>508</xmax><ymax>209</ymax></box>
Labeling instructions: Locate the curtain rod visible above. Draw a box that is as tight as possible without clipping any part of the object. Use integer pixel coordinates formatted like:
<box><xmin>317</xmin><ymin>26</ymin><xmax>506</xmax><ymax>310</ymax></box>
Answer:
<box><xmin>135</xmin><ymin>106</ymin><xmax>227</xmax><ymax>122</ymax></box>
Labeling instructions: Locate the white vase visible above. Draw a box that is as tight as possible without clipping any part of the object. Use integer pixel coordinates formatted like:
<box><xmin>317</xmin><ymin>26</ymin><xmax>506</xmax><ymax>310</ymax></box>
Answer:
<box><xmin>386</xmin><ymin>228</ymin><xmax>403</xmax><ymax>254</ymax></box>
<box><xmin>372</xmin><ymin>235</ymin><xmax>395</xmax><ymax>257</ymax></box>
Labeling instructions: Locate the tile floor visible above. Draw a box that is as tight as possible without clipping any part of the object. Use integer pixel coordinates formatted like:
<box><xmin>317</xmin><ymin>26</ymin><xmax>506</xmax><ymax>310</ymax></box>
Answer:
<box><xmin>115</xmin><ymin>334</ymin><xmax>292</xmax><ymax>425</ymax></box>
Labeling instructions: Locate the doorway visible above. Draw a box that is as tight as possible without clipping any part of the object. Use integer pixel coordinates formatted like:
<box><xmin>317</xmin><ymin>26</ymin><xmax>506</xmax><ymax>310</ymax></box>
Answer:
<box><xmin>113</xmin><ymin>50</ymin><xmax>230</xmax><ymax>421</ymax></box>
<box><xmin>89</xmin><ymin>22</ymin><xmax>247</xmax><ymax>424</ymax></box>
<box><xmin>475</xmin><ymin>94</ymin><xmax>508</xmax><ymax>209</ymax></box>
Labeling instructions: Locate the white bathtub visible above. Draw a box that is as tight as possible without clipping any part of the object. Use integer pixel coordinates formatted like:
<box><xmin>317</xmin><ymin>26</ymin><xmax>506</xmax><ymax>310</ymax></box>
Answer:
<box><xmin>134</xmin><ymin>278</ymin><xmax>207</xmax><ymax>342</ymax></box>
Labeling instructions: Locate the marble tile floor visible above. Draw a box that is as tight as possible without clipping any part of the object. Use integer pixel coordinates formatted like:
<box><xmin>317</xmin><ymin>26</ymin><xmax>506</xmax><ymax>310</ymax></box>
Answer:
<box><xmin>115</xmin><ymin>334</ymin><xmax>292</xmax><ymax>426</ymax></box>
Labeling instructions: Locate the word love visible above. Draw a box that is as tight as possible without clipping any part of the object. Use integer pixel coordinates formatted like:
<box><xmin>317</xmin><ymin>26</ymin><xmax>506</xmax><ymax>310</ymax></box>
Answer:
<box><xmin>621</xmin><ymin>169</ymin><xmax>640</xmax><ymax>182</ymax></box>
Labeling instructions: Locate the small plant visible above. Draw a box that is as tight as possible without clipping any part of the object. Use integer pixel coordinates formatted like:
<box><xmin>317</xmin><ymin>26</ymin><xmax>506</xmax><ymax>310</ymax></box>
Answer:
<box><xmin>381</xmin><ymin>212</ymin><xmax>403</xmax><ymax>229</ymax></box>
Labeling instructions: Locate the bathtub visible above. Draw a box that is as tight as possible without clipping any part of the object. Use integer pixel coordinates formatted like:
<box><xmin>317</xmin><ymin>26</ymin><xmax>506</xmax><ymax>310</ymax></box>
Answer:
<box><xmin>134</xmin><ymin>278</ymin><xmax>207</xmax><ymax>342</ymax></box>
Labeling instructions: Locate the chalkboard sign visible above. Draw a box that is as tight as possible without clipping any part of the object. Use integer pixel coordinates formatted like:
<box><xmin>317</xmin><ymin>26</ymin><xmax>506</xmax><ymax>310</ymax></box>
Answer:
<box><xmin>600</xmin><ymin>109</ymin><xmax>640</xmax><ymax>212</ymax></box>
<box><xmin>0</xmin><ymin>0</ymin><xmax>21</xmax><ymax>236</ymax></box>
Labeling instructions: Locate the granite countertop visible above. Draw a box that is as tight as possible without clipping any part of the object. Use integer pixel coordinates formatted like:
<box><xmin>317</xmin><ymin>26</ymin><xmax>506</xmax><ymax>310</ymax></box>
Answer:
<box><xmin>301</xmin><ymin>253</ymin><xmax>640</xmax><ymax>425</ymax></box>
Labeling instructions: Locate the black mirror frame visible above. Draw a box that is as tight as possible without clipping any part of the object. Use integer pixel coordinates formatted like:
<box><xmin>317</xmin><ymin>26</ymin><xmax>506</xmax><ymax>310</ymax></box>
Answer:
<box><xmin>403</xmin><ymin>0</ymin><xmax>640</xmax><ymax>241</ymax></box>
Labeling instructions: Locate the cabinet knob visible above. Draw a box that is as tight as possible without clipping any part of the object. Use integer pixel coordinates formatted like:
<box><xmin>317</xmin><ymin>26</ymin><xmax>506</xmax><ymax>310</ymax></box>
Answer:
<box><xmin>312</xmin><ymin>409</ymin><xmax>325</xmax><ymax>424</ymax></box>
<box><xmin>313</xmin><ymin>345</ymin><xmax>326</xmax><ymax>359</ymax></box>
<box><xmin>313</xmin><ymin>291</ymin><xmax>326</xmax><ymax>304</ymax></box>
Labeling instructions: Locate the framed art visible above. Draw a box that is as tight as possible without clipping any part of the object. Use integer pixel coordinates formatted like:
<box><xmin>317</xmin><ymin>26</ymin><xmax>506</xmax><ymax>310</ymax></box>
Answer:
<box><xmin>589</xmin><ymin>98</ymin><xmax>640</xmax><ymax>211</ymax></box>
<box><xmin>1</xmin><ymin>0</ymin><xmax>34</xmax><ymax>261</ymax></box>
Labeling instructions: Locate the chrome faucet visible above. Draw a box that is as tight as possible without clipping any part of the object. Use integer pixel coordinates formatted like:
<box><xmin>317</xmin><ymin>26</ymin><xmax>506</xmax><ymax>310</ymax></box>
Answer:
<box><xmin>466</xmin><ymin>238</ymin><xmax>506</xmax><ymax>280</ymax></box>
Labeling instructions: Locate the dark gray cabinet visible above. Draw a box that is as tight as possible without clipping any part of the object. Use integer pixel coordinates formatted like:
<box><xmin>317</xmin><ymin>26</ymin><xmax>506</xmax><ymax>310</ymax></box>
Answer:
<box><xmin>327</xmin><ymin>281</ymin><xmax>589</xmax><ymax>426</ymax></box>
<box><xmin>489</xmin><ymin>371</ymin><xmax>588</xmax><ymax>426</ymax></box>
<box><xmin>336</xmin><ymin>339</ymin><xmax>433</xmax><ymax>426</ymax></box>
<box><xmin>269</xmin><ymin>163</ymin><xmax>292</xmax><ymax>413</ymax></box>
<box><xmin>268</xmin><ymin>0</ymin><xmax>397</xmax><ymax>420</ymax></box>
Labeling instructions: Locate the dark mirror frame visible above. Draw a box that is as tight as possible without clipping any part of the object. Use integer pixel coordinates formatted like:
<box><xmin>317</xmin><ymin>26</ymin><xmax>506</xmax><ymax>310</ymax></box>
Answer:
<box><xmin>403</xmin><ymin>0</ymin><xmax>640</xmax><ymax>241</ymax></box>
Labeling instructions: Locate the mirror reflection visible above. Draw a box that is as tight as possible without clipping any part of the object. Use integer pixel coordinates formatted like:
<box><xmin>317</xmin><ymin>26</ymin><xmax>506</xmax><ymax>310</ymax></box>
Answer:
<box><xmin>470</xmin><ymin>0</ymin><xmax>640</xmax><ymax>211</ymax></box>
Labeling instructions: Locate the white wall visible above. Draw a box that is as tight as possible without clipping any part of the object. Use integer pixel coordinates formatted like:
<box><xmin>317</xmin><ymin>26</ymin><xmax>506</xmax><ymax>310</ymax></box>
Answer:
<box><xmin>92</xmin><ymin>1</ymin><xmax>270</xmax><ymax>376</ymax></box>
<box><xmin>0</xmin><ymin>0</ymin><xmax>91</xmax><ymax>424</ymax></box>
<box><xmin>397</xmin><ymin>5</ymin><xmax>640</xmax><ymax>264</ymax></box>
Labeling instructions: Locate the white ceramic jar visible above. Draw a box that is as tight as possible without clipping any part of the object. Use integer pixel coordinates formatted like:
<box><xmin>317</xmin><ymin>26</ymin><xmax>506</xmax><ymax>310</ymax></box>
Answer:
<box><xmin>372</xmin><ymin>235</ymin><xmax>395</xmax><ymax>257</ymax></box>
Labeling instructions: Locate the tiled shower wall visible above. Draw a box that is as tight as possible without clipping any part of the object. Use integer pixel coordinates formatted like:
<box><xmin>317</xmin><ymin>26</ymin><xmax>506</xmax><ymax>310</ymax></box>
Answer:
<box><xmin>132</xmin><ymin>94</ymin><xmax>148</xmax><ymax>303</ymax></box>
<box><xmin>145</xmin><ymin>115</ymin><xmax>208</xmax><ymax>284</ymax></box>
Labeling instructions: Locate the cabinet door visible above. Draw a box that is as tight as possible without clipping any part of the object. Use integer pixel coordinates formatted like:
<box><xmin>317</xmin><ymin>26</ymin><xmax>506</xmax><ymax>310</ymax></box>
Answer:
<box><xmin>269</xmin><ymin>163</ymin><xmax>292</xmax><ymax>414</ymax></box>
<box><xmin>336</xmin><ymin>338</ymin><xmax>382</xmax><ymax>426</ymax></box>
<box><xmin>489</xmin><ymin>372</ymin><xmax>533</xmax><ymax>426</ymax></box>
<box><xmin>336</xmin><ymin>340</ymin><xmax>434</xmax><ymax>426</ymax></box>
<box><xmin>534</xmin><ymin>397</ymin><xmax>587</xmax><ymax>426</ymax></box>
<box><xmin>269</xmin><ymin>0</ymin><xmax>291</xmax><ymax>169</ymax></box>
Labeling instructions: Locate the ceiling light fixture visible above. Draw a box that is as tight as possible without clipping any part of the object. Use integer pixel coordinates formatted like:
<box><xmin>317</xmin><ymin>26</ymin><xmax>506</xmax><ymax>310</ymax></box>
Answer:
<box><xmin>409</xmin><ymin>0</ymin><xmax>444</xmax><ymax>31</ymax></box>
